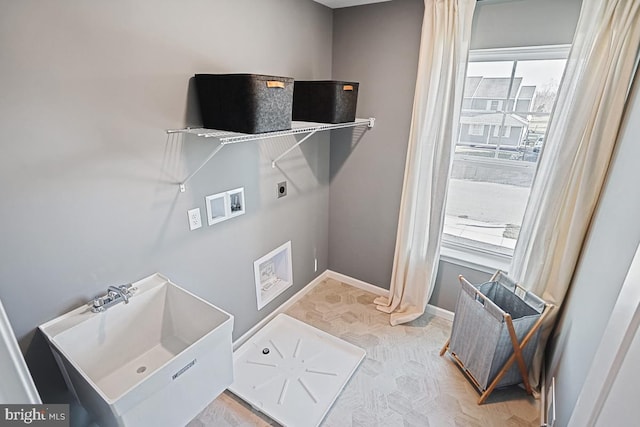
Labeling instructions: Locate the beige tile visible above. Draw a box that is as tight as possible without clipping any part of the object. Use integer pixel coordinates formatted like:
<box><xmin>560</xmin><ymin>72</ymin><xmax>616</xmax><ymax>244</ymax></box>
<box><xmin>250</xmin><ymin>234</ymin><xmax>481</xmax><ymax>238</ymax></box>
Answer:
<box><xmin>188</xmin><ymin>279</ymin><xmax>539</xmax><ymax>427</ymax></box>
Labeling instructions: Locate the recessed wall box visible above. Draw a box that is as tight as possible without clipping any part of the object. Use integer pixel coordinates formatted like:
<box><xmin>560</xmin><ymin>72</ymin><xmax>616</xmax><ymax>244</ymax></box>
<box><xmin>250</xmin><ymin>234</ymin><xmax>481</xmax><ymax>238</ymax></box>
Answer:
<box><xmin>227</xmin><ymin>187</ymin><xmax>245</xmax><ymax>218</ymax></box>
<box><xmin>253</xmin><ymin>241</ymin><xmax>293</xmax><ymax>310</ymax></box>
<box><xmin>205</xmin><ymin>192</ymin><xmax>228</xmax><ymax>226</ymax></box>
<box><xmin>205</xmin><ymin>187</ymin><xmax>246</xmax><ymax>226</ymax></box>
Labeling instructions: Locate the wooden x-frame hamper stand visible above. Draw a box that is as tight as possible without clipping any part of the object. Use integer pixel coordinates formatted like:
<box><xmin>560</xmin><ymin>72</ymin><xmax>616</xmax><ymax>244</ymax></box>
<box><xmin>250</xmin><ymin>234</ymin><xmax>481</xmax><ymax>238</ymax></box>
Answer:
<box><xmin>440</xmin><ymin>272</ymin><xmax>554</xmax><ymax>404</ymax></box>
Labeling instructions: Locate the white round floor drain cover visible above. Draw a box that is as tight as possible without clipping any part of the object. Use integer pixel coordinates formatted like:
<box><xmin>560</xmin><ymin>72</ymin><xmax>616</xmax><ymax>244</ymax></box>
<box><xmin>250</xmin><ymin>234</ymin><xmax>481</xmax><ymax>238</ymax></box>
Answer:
<box><xmin>229</xmin><ymin>314</ymin><xmax>365</xmax><ymax>427</ymax></box>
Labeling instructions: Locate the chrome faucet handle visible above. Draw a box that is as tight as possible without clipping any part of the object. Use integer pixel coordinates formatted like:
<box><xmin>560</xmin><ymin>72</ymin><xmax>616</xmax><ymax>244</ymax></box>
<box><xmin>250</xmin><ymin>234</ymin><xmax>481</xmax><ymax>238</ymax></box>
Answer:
<box><xmin>90</xmin><ymin>297</ymin><xmax>107</xmax><ymax>312</ymax></box>
<box><xmin>121</xmin><ymin>284</ymin><xmax>135</xmax><ymax>296</ymax></box>
<box><xmin>89</xmin><ymin>284</ymin><xmax>136</xmax><ymax>313</ymax></box>
<box><xmin>107</xmin><ymin>285</ymin><xmax>129</xmax><ymax>303</ymax></box>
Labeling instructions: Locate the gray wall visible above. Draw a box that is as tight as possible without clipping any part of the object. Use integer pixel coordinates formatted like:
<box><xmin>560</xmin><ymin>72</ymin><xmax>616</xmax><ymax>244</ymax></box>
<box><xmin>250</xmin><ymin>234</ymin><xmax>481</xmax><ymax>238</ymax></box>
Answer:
<box><xmin>330</xmin><ymin>0</ymin><xmax>640</xmax><ymax>425</ymax></box>
<box><xmin>329</xmin><ymin>0</ymin><xmax>423</xmax><ymax>288</ymax></box>
<box><xmin>546</xmin><ymin>71</ymin><xmax>640</xmax><ymax>427</ymax></box>
<box><xmin>0</xmin><ymin>0</ymin><xmax>332</xmax><ymax>398</ymax></box>
<box><xmin>329</xmin><ymin>0</ymin><xmax>582</xmax><ymax>311</ymax></box>
<box><xmin>0</xmin><ymin>0</ymin><xmax>602</xmax><ymax>421</ymax></box>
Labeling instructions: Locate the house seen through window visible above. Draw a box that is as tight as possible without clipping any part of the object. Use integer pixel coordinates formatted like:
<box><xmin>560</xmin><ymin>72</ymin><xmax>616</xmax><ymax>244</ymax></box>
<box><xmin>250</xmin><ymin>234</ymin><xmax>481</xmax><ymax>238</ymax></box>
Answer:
<box><xmin>443</xmin><ymin>47</ymin><xmax>567</xmax><ymax>256</ymax></box>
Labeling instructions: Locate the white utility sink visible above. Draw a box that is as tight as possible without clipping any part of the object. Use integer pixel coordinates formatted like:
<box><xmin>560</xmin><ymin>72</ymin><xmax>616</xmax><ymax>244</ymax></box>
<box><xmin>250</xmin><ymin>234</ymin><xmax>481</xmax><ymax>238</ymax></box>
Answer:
<box><xmin>39</xmin><ymin>273</ymin><xmax>234</xmax><ymax>427</ymax></box>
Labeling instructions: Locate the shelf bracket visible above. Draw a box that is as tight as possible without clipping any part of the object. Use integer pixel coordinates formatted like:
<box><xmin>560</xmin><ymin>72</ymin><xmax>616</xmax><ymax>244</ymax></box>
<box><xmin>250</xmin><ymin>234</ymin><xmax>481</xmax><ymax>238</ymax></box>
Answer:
<box><xmin>271</xmin><ymin>129</ymin><xmax>320</xmax><ymax>168</ymax></box>
<box><xmin>179</xmin><ymin>142</ymin><xmax>227</xmax><ymax>192</ymax></box>
<box><xmin>168</xmin><ymin>118</ymin><xmax>375</xmax><ymax>191</ymax></box>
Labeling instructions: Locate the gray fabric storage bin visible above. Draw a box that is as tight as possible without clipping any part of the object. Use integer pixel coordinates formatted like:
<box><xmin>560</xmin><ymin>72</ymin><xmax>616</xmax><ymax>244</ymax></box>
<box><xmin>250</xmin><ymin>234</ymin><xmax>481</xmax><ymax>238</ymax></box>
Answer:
<box><xmin>448</xmin><ymin>272</ymin><xmax>546</xmax><ymax>390</ymax></box>
<box><xmin>194</xmin><ymin>74</ymin><xmax>294</xmax><ymax>134</ymax></box>
<box><xmin>292</xmin><ymin>80</ymin><xmax>359</xmax><ymax>123</ymax></box>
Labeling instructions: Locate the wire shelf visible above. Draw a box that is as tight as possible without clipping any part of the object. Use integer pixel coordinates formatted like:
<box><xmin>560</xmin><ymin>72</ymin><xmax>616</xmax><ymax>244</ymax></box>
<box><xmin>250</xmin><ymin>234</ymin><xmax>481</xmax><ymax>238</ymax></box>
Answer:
<box><xmin>167</xmin><ymin>118</ymin><xmax>373</xmax><ymax>143</ymax></box>
<box><xmin>167</xmin><ymin>118</ymin><xmax>375</xmax><ymax>192</ymax></box>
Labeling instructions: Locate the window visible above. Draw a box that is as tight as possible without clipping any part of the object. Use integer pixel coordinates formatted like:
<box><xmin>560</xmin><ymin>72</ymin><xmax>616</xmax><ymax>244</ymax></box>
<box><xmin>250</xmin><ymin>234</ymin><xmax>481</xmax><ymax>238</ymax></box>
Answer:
<box><xmin>493</xmin><ymin>125</ymin><xmax>511</xmax><ymax>137</ymax></box>
<box><xmin>488</xmin><ymin>100</ymin><xmax>502</xmax><ymax>111</ymax></box>
<box><xmin>469</xmin><ymin>124</ymin><xmax>485</xmax><ymax>136</ymax></box>
<box><xmin>443</xmin><ymin>46</ymin><xmax>568</xmax><ymax>259</ymax></box>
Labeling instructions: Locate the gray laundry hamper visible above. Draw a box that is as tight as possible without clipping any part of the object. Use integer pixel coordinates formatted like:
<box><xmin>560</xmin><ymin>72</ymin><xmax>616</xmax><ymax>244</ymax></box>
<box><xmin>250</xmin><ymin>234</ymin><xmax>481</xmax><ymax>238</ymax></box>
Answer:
<box><xmin>440</xmin><ymin>271</ymin><xmax>553</xmax><ymax>404</ymax></box>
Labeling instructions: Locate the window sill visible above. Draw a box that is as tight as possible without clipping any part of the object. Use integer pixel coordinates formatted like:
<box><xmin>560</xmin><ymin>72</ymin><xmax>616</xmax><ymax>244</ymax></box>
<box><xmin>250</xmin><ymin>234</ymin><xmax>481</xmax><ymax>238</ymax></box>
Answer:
<box><xmin>440</xmin><ymin>240</ymin><xmax>511</xmax><ymax>274</ymax></box>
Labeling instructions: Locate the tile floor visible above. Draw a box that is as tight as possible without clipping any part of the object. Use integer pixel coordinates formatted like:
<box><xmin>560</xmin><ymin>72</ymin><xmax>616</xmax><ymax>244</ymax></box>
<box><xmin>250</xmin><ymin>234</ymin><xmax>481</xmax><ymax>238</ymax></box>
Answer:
<box><xmin>188</xmin><ymin>278</ymin><xmax>539</xmax><ymax>427</ymax></box>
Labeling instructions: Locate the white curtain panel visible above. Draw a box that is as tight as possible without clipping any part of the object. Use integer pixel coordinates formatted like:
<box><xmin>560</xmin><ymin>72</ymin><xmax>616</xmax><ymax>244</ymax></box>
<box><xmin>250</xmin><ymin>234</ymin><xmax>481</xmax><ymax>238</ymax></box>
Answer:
<box><xmin>375</xmin><ymin>0</ymin><xmax>475</xmax><ymax>325</ymax></box>
<box><xmin>510</xmin><ymin>0</ymin><xmax>640</xmax><ymax>388</ymax></box>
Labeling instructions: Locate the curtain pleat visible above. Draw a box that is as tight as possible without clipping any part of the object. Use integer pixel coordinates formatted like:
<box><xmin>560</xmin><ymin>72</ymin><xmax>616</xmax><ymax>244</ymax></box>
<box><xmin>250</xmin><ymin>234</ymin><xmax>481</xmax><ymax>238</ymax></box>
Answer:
<box><xmin>375</xmin><ymin>0</ymin><xmax>476</xmax><ymax>326</ymax></box>
<box><xmin>509</xmin><ymin>0</ymin><xmax>640</xmax><ymax>388</ymax></box>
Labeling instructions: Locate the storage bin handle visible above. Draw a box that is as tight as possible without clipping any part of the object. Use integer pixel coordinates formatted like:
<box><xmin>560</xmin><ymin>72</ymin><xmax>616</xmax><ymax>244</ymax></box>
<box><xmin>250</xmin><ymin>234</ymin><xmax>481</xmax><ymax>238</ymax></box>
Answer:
<box><xmin>266</xmin><ymin>81</ymin><xmax>286</xmax><ymax>89</ymax></box>
<box><xmin>459</xmin><ymin>275</ymin><xmax>504</xmax><ymax>321</ymax></box>
<box><xmin>514</xmin><ymin>284</ymin><xmax>527</xmax><ymax>299</ymax></box>
<box><xmin>343</xmin><ymin>85</ymin><xmax>354</xmax><ymax>91</ymax></box>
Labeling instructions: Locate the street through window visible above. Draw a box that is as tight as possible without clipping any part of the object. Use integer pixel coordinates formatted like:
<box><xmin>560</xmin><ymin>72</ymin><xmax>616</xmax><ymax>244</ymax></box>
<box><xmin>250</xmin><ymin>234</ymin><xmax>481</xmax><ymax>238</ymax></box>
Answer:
<box><xmin>443</xmin><ymin>48</ymin><xmax>567</xmax><ymax>256</ymax></box>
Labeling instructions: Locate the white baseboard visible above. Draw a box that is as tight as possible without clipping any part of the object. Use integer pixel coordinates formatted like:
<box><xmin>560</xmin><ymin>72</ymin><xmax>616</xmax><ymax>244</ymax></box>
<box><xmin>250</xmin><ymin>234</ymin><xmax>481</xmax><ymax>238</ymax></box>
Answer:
<box><xmin>233</xmin><ymin>269</ymin><xmax>455</xmax><ymax>350</ymax></box>
<box><xmin>325</xmin><ymin>270</ymin><xmax>389</xmax><ymax>297</ymax></box>
<box><xmin>326</xmin><ymin>269</ymin><xmax>455</xmax><ymax>322</ymax></box>
<box><xmin>425</xmin><ymin>304</ymin><xmax>455</xmax><ymax>322</ymax></box>
<box><xmin>232</xmin><ymin>270</ymin><xmax>329</xmax><ymax>350</ymax></box>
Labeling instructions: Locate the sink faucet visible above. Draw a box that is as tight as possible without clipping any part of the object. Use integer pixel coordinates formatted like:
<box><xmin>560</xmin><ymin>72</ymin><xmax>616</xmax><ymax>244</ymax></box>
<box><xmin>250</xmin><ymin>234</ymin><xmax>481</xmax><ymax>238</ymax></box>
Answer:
<box><xmin>90</xmin><ymin>284</ymin><xmax>136</xmax><ymax>312</ymax></box>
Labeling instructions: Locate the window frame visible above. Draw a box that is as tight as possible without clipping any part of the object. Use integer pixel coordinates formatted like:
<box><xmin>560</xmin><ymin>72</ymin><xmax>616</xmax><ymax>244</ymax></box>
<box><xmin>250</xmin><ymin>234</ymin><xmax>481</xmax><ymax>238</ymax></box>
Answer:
<box><xmin>492</xmin><ymin>125</ymin><xmax>511</xmax><ymax>137</ymax></box>
<box><xmin>440</xmin><ymin>44</ymin><xmax>571</xmax><ymax>271</ymax></box>
<box><xmin>488</xmin><ymin>99</ymin><xmax>502</xmax><ymax>111</ymax></box>
<box><xmin>469</xmin><ymin>123</ymin><xmax>485</xmax><ymax>136</ymax></box>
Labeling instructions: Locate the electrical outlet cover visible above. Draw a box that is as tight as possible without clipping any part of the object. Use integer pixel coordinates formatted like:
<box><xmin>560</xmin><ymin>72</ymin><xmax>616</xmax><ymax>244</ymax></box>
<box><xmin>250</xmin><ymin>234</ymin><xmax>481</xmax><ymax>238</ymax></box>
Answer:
<box><xmin>187</xmin><ymin>208</ymin><xmax>202</xmax><ymax>230</ymax></box>
<box><xmin>277</xmin><ymin>181</ymin><xmax>287</xmax><ymax>198</ymax></box>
